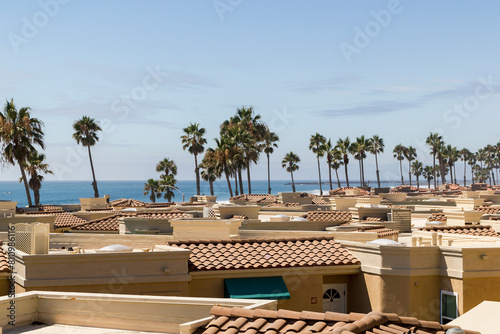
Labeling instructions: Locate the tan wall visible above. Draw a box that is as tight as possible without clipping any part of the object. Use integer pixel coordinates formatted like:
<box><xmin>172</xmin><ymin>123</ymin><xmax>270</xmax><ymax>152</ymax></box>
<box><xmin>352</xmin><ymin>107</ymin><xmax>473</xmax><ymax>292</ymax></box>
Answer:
<box><xmin>461</xmin><ymin>277</ymin><xmax>500</xmax><ymax>314</ymax></box>
<box><xmin>190</xmin><ymin>273</ymin><xmax>351</xmax><ymax>312</ymax></box>
<box><xmin>349</xmin><ymin>273</ymin><xmax>443</xmax><ymax>322</ymax></box>
<box><xmin>18</xmin><ymin>281</ymin><xmax>189</xmax><ymax>297</ymax></box>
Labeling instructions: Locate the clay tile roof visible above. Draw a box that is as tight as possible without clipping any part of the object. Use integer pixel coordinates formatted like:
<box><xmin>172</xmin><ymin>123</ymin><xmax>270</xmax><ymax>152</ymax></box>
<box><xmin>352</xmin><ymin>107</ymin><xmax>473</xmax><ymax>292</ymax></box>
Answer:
<box><xmin>329</xmin><ymin>187</ymin><xmax>370</xmax><ymax>196</ymax></box>
<box><xmin>110</xmin><ymin>198</ymin><xmax>147</xmax><ymax>207</ymax></box>
<box><xmin>167</xmin><ymin>236</ymin><xmax>359</xmax><ymax>271</ymax></box>
<box><xmin>70</xmin><ymin>210</ymin><xmax>190</xmax><ymax>232</ymax></box>
<box><xmin>306</xmin><ymin>211</ymin><xmax>352</xmax><ymax>222</ymax></box>
<box><xmin>420</xmin><ymin>225</ymin><xmax>500</xmax><ymax>237</ymax></box>
<box><xmin>473</xmin><ymin>206</ymin><xmax>500</xmax><ymax>214</ymax></box>
<box><xmin>230</xmin><ymin>194</ymin><xmax>278</xmax><ymax>204</ymax></box>
<box><xmin>356</xmin><ymin>225</ymin><xmax>399</xmax><ymax>238</ymax></box>
<box><xmin>194</xmin><ymin>307</ymin><xmax>480</xmax><ymax>334</ymax></box>
<box><xmin>0</xmin><ymin>246</ymin><xmax>10</xmax><ymax>273</ymax></box>
<box><xmin>53</xmin><ymin>213</ymin><xmax>89</xmax><ymax>228</ymax></box>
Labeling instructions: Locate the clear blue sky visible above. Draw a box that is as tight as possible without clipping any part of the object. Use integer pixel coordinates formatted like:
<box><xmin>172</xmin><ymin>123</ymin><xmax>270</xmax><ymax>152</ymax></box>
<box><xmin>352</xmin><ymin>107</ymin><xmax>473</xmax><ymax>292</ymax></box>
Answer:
<box><xmin>0</xmin><ymin>1</ymin><xmax>499</xmax><ymax>183</ymax></box>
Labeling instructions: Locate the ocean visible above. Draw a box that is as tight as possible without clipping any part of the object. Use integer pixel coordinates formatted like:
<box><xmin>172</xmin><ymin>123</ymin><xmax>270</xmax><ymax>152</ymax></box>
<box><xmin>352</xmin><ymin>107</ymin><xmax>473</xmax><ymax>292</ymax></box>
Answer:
<box><xmin>0</xmin><ymin>179</ymin><xmax>405</xmax><ymax>207</ymax></box>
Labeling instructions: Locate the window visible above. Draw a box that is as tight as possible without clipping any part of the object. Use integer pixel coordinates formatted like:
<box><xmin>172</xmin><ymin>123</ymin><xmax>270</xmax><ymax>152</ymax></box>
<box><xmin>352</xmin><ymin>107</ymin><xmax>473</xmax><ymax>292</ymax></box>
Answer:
<box><xmin>440</xmin><ymin>290</ymin><xmax>458</xmax><ymax>324</ymax></box>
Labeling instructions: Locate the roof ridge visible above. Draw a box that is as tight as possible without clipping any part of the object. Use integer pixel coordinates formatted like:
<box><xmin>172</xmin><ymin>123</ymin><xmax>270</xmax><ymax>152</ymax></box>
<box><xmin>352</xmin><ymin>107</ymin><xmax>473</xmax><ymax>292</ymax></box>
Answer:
<box><xmin>168</xmin><ymin>235</ymin><xmax>337</xmax><ymax>245</ymax></box>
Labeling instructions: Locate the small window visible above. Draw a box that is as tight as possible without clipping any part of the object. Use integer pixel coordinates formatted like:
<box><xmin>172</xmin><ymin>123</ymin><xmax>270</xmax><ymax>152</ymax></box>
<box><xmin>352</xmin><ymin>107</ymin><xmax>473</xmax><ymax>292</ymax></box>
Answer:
<box><xmin>323</xmin><ymin>288</ymin><xmax>340</xmax><ymax>302</ymax></box>
<box><xmin>440</xmin><ymin>290</ymin><xmax>458</xmax><ymax>324</ymax></box>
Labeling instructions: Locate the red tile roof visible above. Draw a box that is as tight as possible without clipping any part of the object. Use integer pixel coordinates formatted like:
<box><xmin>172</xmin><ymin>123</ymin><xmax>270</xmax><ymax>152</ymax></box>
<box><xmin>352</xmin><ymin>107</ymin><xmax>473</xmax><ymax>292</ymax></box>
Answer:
<box><xmin>70</xmin><ymin>211</ymin><xmax>190</xmax><ymax>232</ymax></box>
<box><xmin>264</xmin><ymin>203</ymin><xmax>301</xmax><ymax>208</ymax></box>
<box><xmin>167</xmin><ymin>236</ymin><xmax>359</xmax><ymax>272</ymax></box>
<box><xmin>428</xmin><ymin>213</ymin><xmax>447</xmax><ymax>222</ymax></box>
<box><xmin>356</xmin><ymin>225</ymin><xmax>399</xmax><ymax>238</ymax></box>
<box><xmin>329</xmin><ymin>187</ymin><xmax>370</xmax><ymax>196</ymax></box>
<box><xmin>473</xmin><ymin>206</ymin><xmax>500</xmax><ymax>214</ymax></box>
<box><xmin>306</xmin><ymin>211</ymin><xmax>352</xmax><ymax>222</ymax></box>
<box><xmin>420</xmin><ymin>225</ymin><xmax>500</xmax><ymax>237</ymax></box>
<box><xmin>195</xmin><ymin>306</ymin><xmax>479</xmax><ymax>334</ymax></box>
<box><xmin>231</xmin><ymin>194</ymin><xmax>279</xmax><ymax>204</ymax></box>
<box><xmin>54</xmin><ymin>213</ymin><xmax>89</xmax><ymax>228</ymax></box>
<box><xmin>145</xmin><ymin>202</ymin><xmax>175</xmax><ymax>208</ymax></box>
<box><xmin>0</xmin><ymin>246</ymin><xmax>10</xmax><ymax>273</ymax></box>
<box><xmin>110</xmin><ymin>198</ymin><xmax>147</xmax><ymax>207</ymax></box>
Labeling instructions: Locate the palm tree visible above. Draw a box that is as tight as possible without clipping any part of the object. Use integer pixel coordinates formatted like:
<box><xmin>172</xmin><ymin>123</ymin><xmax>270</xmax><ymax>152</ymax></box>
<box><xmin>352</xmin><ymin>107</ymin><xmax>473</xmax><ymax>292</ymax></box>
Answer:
<box><xmin>336</xmin><ymin>137</ymin><xmax>351</xmax><ymax>187</ymax></box>
<box><xmin>368</xmin><ymin>135</ymin><xmax>384</xmax><ymax>188</ymax></box>
<box><xmin>72</xmin><ymin>116</ymin><xmax>102</xmax><ymax>198</ymax></box>
<box><xmin>393</xmin><ymin>144</ymin><xmax>406</xmax><ymax>185</ymax></box>
<box><xmin>309</xmin><ymin>133</ymin><xmax>326</xmax><ymax>195</ymax></box>
<box><xmin>426</xmin><ymin>133</ymin><xmax>443</xmax><ymax>189</ymax></box>
<box><xmin>423</xmin><ymin>166</ymin><xmax>434</xmax><ymax>189</ymax></box>
<box><xmin>213</xmin><ymin>136</ymin><xmax>233</xmax><ymax>197</ymax></box>
<box><xmin>460</xmin><ymin>148</ymin><xmax>472</xmax><ymax>186</ymax></box>
<box><xmin>24</xmin><ymin>151</ymin><xmax>53</xmax><ymax>207</ymax></box>
<box><xmin>444</xmin><ymin>145</ymin><xmax>459</xmax><ymax>185</ymax></box>
<box><xmin>180</xmin><ymin>122</ymin><xmax>206</xmax><ymax>196</ymax></box>
<box><xmin>350</xmin><ymin>136</ymin><xmax>371</xmax><ymax>187</ymax></box>
<box><xmin>0</xmin><ymin>99</ymin><xmax>45</xmax><ymax>207</ymax></box>
<box><xmin>159</xmin><ymin>174</ymin><xmax>177</xmax><ymax>202</ymax></box>
<box><xmin>143</xmin><ymin>179</ymin><xmax>161</xmax><ymax>203</ymax></box>
<box><xmin>282</xmin><ymin>152</ymin><xmax>300</xmax><ymax>192</ymax></box>
<box><xmin>324</xmin><ymin>139</ymin><xmax>335</xmax><ymax>191</ymax></box>
<box><xmin>468</xmin><ymin>154</ymin><xmax>477</xmax><ymax>183</ymax></box>
<box><xmin>404</xmin><ymin>146</ymin><xmax>417</xmax><ymax>186</ymax></box>
<box><xmin>262</xmin><ymin>129</ymin><xmax>279</xmax><ymax>194</ymax></box>
<box><xmin>330</xmin><ymin>157</ymin><xmax>343</xmax><ymax>188</ymax></box>
<box><xmin>156</xmin><ymin>158</ymin><xmax>178</xmax><ymax>178</ymax></box>
<box><xmin>200</xmin><ymin>149</ymin><xmax>219</xmax><ymax>196</ymax></box>
<box><xmin>411</xmin><ymin>160</ymin><xmax>423</xmax><ymax>189</ymax></box>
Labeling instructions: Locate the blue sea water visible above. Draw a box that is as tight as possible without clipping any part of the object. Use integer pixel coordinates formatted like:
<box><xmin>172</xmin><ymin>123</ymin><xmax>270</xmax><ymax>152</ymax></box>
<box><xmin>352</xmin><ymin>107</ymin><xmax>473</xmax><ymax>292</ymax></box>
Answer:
<box><xmin>0</xmin><ymin>179</ymin><xmax>402</xmax><ymax>207</ymax></box>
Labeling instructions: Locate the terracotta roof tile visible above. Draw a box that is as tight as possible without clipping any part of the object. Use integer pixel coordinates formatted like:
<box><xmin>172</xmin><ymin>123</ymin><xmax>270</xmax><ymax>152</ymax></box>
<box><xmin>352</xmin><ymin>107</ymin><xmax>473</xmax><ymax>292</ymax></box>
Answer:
<box><xmin>473</xmin><ymin>206</ymin><xmax>500</xmax><ymax>214</ymax></box>
<box><xmin>168</xmin><ymin>237</ymin><xmax>359</xmax><ymax>271</ymax></box>
<box><xmin>53</xmin><ymin>213</ymin><xmax>89</xmax><ymax>228</ymax></box>
<box><xmin>194</xmin><ymin>307</ymin><xmax>480</xmax><ymax>334</ymax></box>
<box><xmin>356</xmin><ymin>225</ymin><xmax>399</xmax><ymax>238</ymax></box>
<box><xmin>70</xmin><ymin>210</ymin><xmax>190</xmax><ymax>232</ymax></box>
<box><xmin>420</xmin><ymin>225</ymin><xmax>500</xmax><ymax>237</ymax></box>
<box><xmin>0</xmin><ymin>246</ymin><xmax>10</xmax><ymax>273</ymax></box>
<box><xmin>110</xmin><ymin>198</ymin><xmax>147</xmax><ymax>207</ymax></box>
<box><xmin>230</xmin><ymin>194</ymin><xmax>279</xmax><ymax>204</ymax></box>
<box><xmin>329</xmin><ymin>187</ymin><xmax>370</xmax><ymax>196</ymax></box>
<box><xmin>306</xmin><ymin>211</ymin><xmax>352</xmax><ymax>222</ymax></box>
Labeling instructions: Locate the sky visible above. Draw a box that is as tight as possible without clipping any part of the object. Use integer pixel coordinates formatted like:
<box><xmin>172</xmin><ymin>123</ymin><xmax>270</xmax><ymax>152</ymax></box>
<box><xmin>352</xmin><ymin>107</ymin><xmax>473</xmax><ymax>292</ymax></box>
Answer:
<box><xmin>0</xmin><ymin>1</ymin><xmax>499</xmax><ymax>183</ymax></box>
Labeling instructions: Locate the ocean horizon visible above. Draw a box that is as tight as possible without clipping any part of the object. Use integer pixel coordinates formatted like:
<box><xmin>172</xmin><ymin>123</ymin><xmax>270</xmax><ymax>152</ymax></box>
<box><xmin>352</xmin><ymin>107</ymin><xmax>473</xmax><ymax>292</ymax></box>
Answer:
<box><xmin>0</xmin><ymin>179</ymin><xmax>440</xmax><ymax>207</ymax></box>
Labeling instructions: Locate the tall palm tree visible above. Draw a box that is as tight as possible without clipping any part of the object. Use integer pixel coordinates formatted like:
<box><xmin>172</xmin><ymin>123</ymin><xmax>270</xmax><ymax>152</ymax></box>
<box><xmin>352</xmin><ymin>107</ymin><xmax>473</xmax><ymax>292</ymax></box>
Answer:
<box><xmin>411</xmin><ymin>160</ymin><xmax>423</xmax><ymax>189</ymax></box>
<box><xmin>156</xmin><ymin>158</ymin><xmax>178</xmax><ymax>178</ymax></box>
<box><xmin>180</xmin><ymin>122</ymin><xmax>206</xmax><ymax>196</ymax></box>
<box><xmin>460</xmin><ymin>148</ymin><xmax>472</xmax><ymax>187</ymax></box>
<box><xmin>444</xmin><ymin>145</ymin><xmax>459</xmax><ymax>185</ymax></box>
<box><xmin>350</xmin><ymin>136</ymin><xmax>371</xmax><ymax>187</ymax></box>
<box><xmin>73</xmin><ymin>116</ymin><xmax>102</xmax><ymax>198</ymax></box>
<box><xmin>404</xmin><ymin>146</ymin><xmax>417</xmax><ymax>186</ymax></box>
<box><xmin>393</xmin><ymin>144</ymin><xmax>406</xmax><ymax>185</ymax></box>
<box><xmin>200</xmin><ymin>149</ymin><xmax>220</xmax><ymax>196</ymax></box>
<box><xmin>330</xmin><ymin>157</ymin><xmax>343</xmax><ymax>188</ymax></box>
<box><xmin>368</xmin><ymin>135</ymin><xmax>384</xmax><ymax>188</ymax></box>
<box><xmin>336</xmin><ymin>137</ymin><xmax>351</xmax><ymax>187</ymax></box>
<box><xmin>25</xmin><ymin>151</ymin><xmax>53</xmax><ymax>207</ymax></box>
<box><xmin>468</xmin><ymin>154</ymin><xmax>477</xmax><ymax>183</ymax></box>
<box><xmin>0</xmin><ymin>99</ymin><xmax>45</xmax><ymax>207</ymax></box>
<box><xmin>324</xmin><ymin>139</ymin><xmax>335</xmax><ymax>191</ymax></box>
<box><xmin>423</xmin><ymin>166</ymin><xmax>434</xmax><ymax>189</ymax></box>
<box><xmin>282</xmin><ymin>152</ymin><xmax>300</xmax><ymax>192</ymax></box>
<box><xmin>143</xmin><ymin>179</ymin><xmax>161</xmax><ymax>203</ymax></box>
<box><xmin>426</xmin><ymin>133</ymin><xmax>443</xmax><ymax>189</ymax></box>
<box><xmin>262</xmin><ymin>129</ymin><xmax>279</xmax><ymax>194</ymax></box>
<box><xmin>213</xmin><ymin>137</ymin><xmax>233</xmax><ymax>197</ymax></box>
<box><xmin>309</xmin><ymin>133</ymin><xmax>326</xmax><ymax>195</ymax></box>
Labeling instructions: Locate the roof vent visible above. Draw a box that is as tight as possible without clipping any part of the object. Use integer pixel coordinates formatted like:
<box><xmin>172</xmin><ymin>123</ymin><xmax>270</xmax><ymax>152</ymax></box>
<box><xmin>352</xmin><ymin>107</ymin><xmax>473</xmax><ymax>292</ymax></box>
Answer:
<box><xmin>95</xmin><ymin>244</ymin><xmax>133</xmax><ymax>253</ymax></box>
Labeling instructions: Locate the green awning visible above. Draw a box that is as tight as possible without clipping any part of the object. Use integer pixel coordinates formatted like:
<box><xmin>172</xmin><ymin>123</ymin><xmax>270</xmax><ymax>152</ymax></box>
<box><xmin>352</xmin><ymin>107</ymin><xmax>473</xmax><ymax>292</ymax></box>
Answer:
<box><xmin>224</xmin><ymin>276</ymin><xmax>290</xmax><ymax>300</ymax></box>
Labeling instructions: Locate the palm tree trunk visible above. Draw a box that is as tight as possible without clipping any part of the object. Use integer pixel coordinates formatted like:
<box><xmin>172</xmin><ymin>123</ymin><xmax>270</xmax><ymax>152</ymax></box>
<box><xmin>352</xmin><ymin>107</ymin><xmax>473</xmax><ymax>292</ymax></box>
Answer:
<box><xmin>19</xmin><ymin>163</ymin><xmax>33</xmax><ymax>207</ymax></box>
<box><xmin>449</xmin><ymin>163</ymin><xmax>453</xmax><ymax>184</ymax></box>
<box><xmin>427</xmin><ymin>177</ymin><xmax>431</xmax><ymax>189</ymax></box>
<box><xmin>246</xmin><ymin>163</ymin><xmax>252</xmax><ymax>195</ymax></box>
<box><xmin>317</xmin><ymin>156</ymin><xmax>322</xmax><ymax>195</ymax></box>
<box><xmin>87</xmin><ymin>144</ymin><xmax>99</xmax><ymax>198</ymax></box>
<box><xmin>335</xmin><ymin>169</ymin><xmax>341</xmax><ymax>188</ymax></box>
<box><xmin>234</xmin><ymin>173</ymin><xmax>239</xmax><ymax>196</ymax></box>
<box><xmin>358</xmin><ymin>160</ymin><xmax>362</xmax><ymax>187</ymax></box>
<box><xmin>209</xmin><ymin>179</ymin><xmax>214</xmax><ymax>196</ymax></box>
<box><xmin>238</xmin><ymin>167</ymin><xmax>244</xmax><ymax>195</ymax></box>
<box><xmin>291</xmin><ymin>171</ymin><xmax>296</xmax><ymax>192</ymax></box>
<box><xmin>375</xmin><ymin>152</ymin><xmax>381</xmax><ymax>188</ymax></box>
<box><xmin>225</xmin><ymin>169</ymin><xmax>233</xmax><ymax>197</ymax></box>
<box><xmin>463</xmin><ymin>160</ymin><xmax>467</xmax><ymax>187</ymax></box>
<box><xmin>34</xmin><ymin>186</ymin><xmax>41</xmax><ymax>207</ymax></box>
<box><xmin>471</xmin><ymin>166</ymin><xmax>474</xmax><ymax>184</ymax></box>
<box><xmin>194</xmin><ymin>153</ymin><xmax>200</xmax><ymax>196</ymax></box>
<box><xmin>361</xmin><ymin>158</ymin><xmax>366</xmax><ymax>187</ymax></box>
<box><xmin>438</xmin><ymin>155</ymin><xmax>446</xmax><ymax>185</ymax></box>
<box><xmin>453</xmin><ymin>164</ymin><xmax>457</xmax><ymax>184</ymax></box>
<box><xmin>327</xmin><ymin>161</ymin><xmax>332</xmax><ymax>191</ymax></box>
<box><xmin>416</xmin><ymin>175</ymin><xmax>420</xmax><ymax>189</ymax></box>
<box><xmin>408</xmin><ymin>161</ymin><xmax>412</xmax><ymax>186</ymax></box>
<box><xmin>492</xmin><ymin>169</ymin><xmax>496</xmax><ymax>186</ymax></box>
<box><xmin>399</xmin><ymin>160</ymin><xmax>404</xmax><ymax>185</ymax></box>
<box><xmin>267</xmin><ymin>153</ymin><xmax>271</xmax><ymax>194</ymax></box>
<box><xmin>433</xmin><ymin>153</ymin><xmax>437</xmax><ymax>189</ymax></box>
<box><xmin>344</xmin><ymin>158</ymin><xmax>350</xmax><ymax>187</ymax></box>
